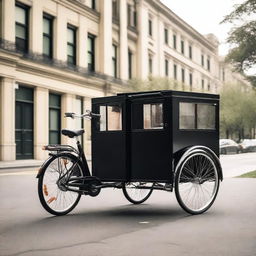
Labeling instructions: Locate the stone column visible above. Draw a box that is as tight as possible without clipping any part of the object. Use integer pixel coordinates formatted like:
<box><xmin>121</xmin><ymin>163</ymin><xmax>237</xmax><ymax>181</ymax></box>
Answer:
<box><xmin>99</xmin><ymin>0</ymin><xmax>112</xmax><ymax>76</ymax></box>
<box><xmin>78</xmin><ymin>15</ymin><xmax>87</xmax><ymax>68</ymax></box>
<box><xmin>56</xmin><ymin>4</ymin><xmax>67</xmax><ymax>61</ymax></box>
<box><xmin>34</xmin><ymin>87</ymin><xmax>48</xmax><ymax>160</ymax></box>
<box><xmin>119</xmin><ymin>0</ymin><xmax>128</xmax><ymax>80</ymax></box>
<box><xmin>2</xmin><ymin>0</ymin><xmax>15</xmax><ymax>42</ymax></box>
<box><xmin>0</xmin><ymin>78</ymin><xmax>16</xmax><ymax>161</ymax></box>
<box><xmin>61</xmin><ymin>94</ymin><xmax>76</xmax><ymax>147</ymax></box>
<box><xmin>31</xmin><ymin>0</ymin><xmax>43</xmax><ymax>53</ymax></box>
<box><xmin>137</xmin><ymin>1</ymin><xmax>148</xmax><ymax>79</ymax></box>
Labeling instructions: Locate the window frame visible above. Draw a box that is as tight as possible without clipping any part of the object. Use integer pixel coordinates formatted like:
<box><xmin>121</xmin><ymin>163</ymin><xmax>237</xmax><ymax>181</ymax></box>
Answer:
<box><xmin>148</xmin><ymin>55</ymin><xmax>153</xmax><ymax>75</ymax></box>
<box><xmin>98</xmin><ymin>103</ymin><xmax>123</xmax><ymax>132</ymax></box>
<box><xmin>181</xmin><ymin>39</ymin><xmax>184</xmax><ymax>55</ymax></box>
<box><xmin>88</xmin><ymin>0</ymin><xmax>96</xmax><ymax>10</ymax></box>
<box><xmin>128</xmin><ymin>50</ymin><xmax>133</xmax><ymax>79</ymax></box>
<box><xmin>165</xmin><ymin>59</ymin><xmax>169</xmax><ymax>77</ymax></box>
<box><xmin>112</xmin><ymin>44</ymin><xmax>118</xmax><ymax>78</ymax></box>
<box><xmin>15</xmin><ymin>2</ymin><xmax>29</xmax><ymax>53</ymax></box>
<box><xmin>67</xmin><ymin>24</ymin><xmax>77</xmax><ymax>66</ymax></box>
<box><xmin>189</xmin><ymin>45</ymin><xmax>192</xmax><ymax>59</ymax></box>
<box><xmin>173</xmin><ymin>64</ymin><xmax>177</xmax><ymax>80</ymax></box>
<box><xmin>88</xmin><ymin>33</ymin><xmax>96</xmax><ymax>72</ymax></box>
<box><xmin>148</xmin><ymin>18</ymin><xmax>152</xmax><ymax>37</ymax></box>
<box><xmin>179</xmin><ymin>102</ymin><xmax>217</xmax><ymax>131</ymax></box>
<box><xmin>49</xmin><ymin>93</ymin><xmax>61</xmax><ymax>145</ymax></box>
<box><xmin>164</xmin><ymin>28</ymin><xmax>168</xmax><ymax>45</ymax></box>
<box><xmin>173</xmin><ymin>34</ymin><xmax>177</xmax><ymax>49</ymax></box>
<box><xmin>43</xmin><ymin>13</ymin><xmax>53</xmax><ymax>59</ymax></box>
<box><xmin>181</xmin><ymin>68</ymin><xmax>185</xmax><ymax>83</ymax></box>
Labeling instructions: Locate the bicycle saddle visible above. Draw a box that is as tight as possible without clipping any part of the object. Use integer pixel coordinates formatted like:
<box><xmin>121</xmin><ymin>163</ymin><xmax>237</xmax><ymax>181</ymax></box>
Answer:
<box><xmin>61</xmin><ymin>129</ymin><xmax>84</xmax><ymax>138</ymax></box>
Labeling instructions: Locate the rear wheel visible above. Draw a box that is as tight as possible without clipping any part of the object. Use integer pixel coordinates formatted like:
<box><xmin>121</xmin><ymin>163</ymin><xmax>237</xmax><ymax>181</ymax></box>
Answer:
<box><xmin>122</xmin><ymin>182</ymin><xmax>154</xmax><ymax>204</ymax></box>
<box><xmin>38</xmin><ymin>153</ymin><xmax>84</xmax><ymax>216</ymax></box>
<box><xmin>175</xmin><ymin>150</ymin><xmax>220</xmax><ymax>215</ymax></box>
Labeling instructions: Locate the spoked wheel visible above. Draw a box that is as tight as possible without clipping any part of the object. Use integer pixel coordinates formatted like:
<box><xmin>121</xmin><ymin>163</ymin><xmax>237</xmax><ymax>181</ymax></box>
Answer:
<box><xmin>175</xmin><ymin>150</ymin><xmax>220</xmax><ymax>215</ymax></box>
<box><xmin>38</xmin><ymin>153</ymin><xmax>84</xmax><ymax>216</ymax></box>
<box><xmin>122</xmin><ymin>182</ymin><xmax>154</xmax><ymax>204</ymax></box>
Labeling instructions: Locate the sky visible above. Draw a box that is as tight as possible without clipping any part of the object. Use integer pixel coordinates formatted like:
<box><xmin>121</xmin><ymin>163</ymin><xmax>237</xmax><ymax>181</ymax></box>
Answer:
<box><xmin>160</xmin><ymin>0</ymin><xmax>245</xmax><ymax>56</ymax></box>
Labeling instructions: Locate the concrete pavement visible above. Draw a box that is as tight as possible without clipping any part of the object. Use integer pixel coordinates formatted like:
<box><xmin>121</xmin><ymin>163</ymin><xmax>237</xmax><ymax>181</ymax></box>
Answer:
<box><xmin>0</xmin><ymin>173</ymin><xmax>256</xmax><ymax>256</ymax></box>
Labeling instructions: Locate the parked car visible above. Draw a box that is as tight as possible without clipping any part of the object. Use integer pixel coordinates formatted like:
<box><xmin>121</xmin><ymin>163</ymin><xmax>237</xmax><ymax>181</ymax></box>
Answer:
<box><xmin>239</xmin><ymin>139</ymin><xmax>256</xmax><ymax>153</ymax></box>
<box><xmin>219</xmin><ymin>139</ymin><xmax>240</xmax><ymax>154</ymax></box>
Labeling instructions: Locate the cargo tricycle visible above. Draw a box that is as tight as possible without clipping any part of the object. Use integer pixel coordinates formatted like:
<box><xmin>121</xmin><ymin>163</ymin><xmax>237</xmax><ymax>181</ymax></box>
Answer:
<box><xmin>37</xmin><ymin>90</ymin><xmax>222</xmax><ymax>216</ymax></box>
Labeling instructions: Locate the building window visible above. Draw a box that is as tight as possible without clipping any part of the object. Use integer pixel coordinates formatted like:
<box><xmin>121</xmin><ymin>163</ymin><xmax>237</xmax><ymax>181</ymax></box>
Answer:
<box><xmin>112</xmin><ymin>44</ymin><xmax>117</xmax><ymax>78</ymax></box>
<box><xmin>88</xmin><ymin>33</ymin><xmax>95</xmax><ymax>72</ymax></box>
<box><xmin>181</xmin><ymin>68</ymin><xmax>185</xmax><ymax>83</ymax></box>
<box><xmin>208</xmin><ymin>82</ymin><xmax>211</xmax><ymax>91</ymax></box>
<box><xmin>67</xmin><ymin>25</ymin><xmax>76</xmax><ymax>65</ymax></box>
<box><xmin>88</xmin><ymin>0</ymin><xmax>96</xmax><ymax>10</ymax></box>
<box><xmin>181</xmin><ymin>40</ymin><xmax>184</xmax><ymax>54</ymax></box>
<box><xmin>173</xmin><ymin>34</ymin><xmax>177</xmax><ymax>49</ymax></box>
<box><xmin>207</xmin><ymin>57</ymin><xmax>211</xmax><ymax>71</ymax></box>
<box><xmin>202</xmin><ymin>79</ymin><xmax>205</xmax><ymax>90</ymax></box>
<box><xmin>201</xmin><ymin>54</ymin><xmax>204</xmax><ymax>67</ymax></box>
<box><xmin>128</xmin><ymin>50</ymin><xmax>133</xmax><ymax>79</ymax></box>
<box><xmin>43</xmin><ymin>13</ymin><xmax>53</xmax><ymax>58</ymax></box>
<box><xmin>15</xmin><ymin>2</ymin><xmax>29</xmax><ymax>53</ymax></box>
<box><xmin>49</xmin><ymin>93</ymin><xmax>61</xmax><ymax>145</ymax></box>
<box><xmin>149</xmin><ymin>55</ymin><xmax>153</xmax><ymax>75</ymax></box>
<box><xmin>165</xmin><ymin>59</ymin><xmax>169</xmax><ymax>77</ymax></box>
<box><xmin>127</xmin><ymin>3</ymin><xmax>137</xmax><ymax>28</ymax></box>
<box><xmin>112</xmin><ymin>0</ymin><xmax>118</xmax><ymax>19</ymax></box>
<box><xmin>164</xmin><ymin>28</ymin><xmax>168</xmax><ymax>45</ymax></box>
<box><xmin>189</xmin><ymin>72</ymin><xmax>193</xmax><ymax>89</ymax></box>
<box><xmin>148</xmin><ymin>19</ymin><xmax>152</xmax><ymax>36</ymax></box>
<box><xmin>173</xmin><ymin>64</ymin><xmax>177</xmax><ymax>80</ymax></box>
<box><xmin>189</xmin><ymin>45</ymin><xmax>192</xmax><ymax>59</ymax></box>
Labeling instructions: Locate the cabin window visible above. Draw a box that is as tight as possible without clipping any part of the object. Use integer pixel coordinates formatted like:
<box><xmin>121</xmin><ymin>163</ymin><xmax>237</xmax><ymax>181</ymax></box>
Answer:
<box><xmin>179</xmin><ymin>102</ymin><xmax>216</xmax><ymax>130</ymax></box>
<box><xmin>197</xmin><ymin>104</ymin><xmax>216</xmax><ymax>129</ymax></box>
<box><xmin>179</xmin><ymin>103</ymin><xmax>196</xmax><ymax>129</ymax></box>
<box><xmin>99</xmin><ymin>104</ymin><xmax>122</xmax><ymax>131</ymax></box>
<box><xmin>143</xmin><ymin>103</ymin><xmax>163</xmax><ymax>129</ymax></box>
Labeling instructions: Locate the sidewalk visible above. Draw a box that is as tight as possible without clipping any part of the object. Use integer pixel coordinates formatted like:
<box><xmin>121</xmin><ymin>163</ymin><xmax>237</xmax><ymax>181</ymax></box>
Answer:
<box><xmin>0</xmin><ymin>159</ymin><xmax>44</xmax><ymax>170</ymax></box>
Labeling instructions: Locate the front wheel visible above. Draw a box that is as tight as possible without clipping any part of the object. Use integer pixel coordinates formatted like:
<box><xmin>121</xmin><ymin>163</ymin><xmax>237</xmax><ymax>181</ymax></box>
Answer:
<box><xmin>175</xmin><ymin>150</ymin><xmax>220</xmax><ymax>215</ymax></box>
<box><xmin>122</xmin><ymin>182</ymin><xmax>154</xmax><ymax>204</ymax></box>
<box><xmin>38</xmin><ymin>153</ymin><xmax>84</xmax><ymax>216</ymax></box>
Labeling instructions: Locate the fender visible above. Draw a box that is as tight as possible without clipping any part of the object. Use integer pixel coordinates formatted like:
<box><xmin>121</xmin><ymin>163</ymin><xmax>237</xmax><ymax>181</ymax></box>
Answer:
<box><xmin>173</xmin><ymin>145</ymin><xmax>223</xmax><ymax>181</ymax></box>
<box><xmin>36</xmin><ymin>152</ymin><xmax>80</xmax><ymax>178</ymax></box>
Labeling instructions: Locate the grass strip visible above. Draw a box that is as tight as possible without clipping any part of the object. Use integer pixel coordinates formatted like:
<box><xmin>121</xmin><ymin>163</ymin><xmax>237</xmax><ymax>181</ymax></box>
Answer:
<box><xmin>237</xmin><ymin>170</ymin><xmax>256</xmax><ymax>178</ymax></box>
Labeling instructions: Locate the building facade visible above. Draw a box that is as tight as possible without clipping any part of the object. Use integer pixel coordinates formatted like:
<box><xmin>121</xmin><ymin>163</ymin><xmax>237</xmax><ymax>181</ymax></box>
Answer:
<box><xmin>0</xmin><ymin>0</ymin><xmax>250</xmax><ymax>162</ymax></box>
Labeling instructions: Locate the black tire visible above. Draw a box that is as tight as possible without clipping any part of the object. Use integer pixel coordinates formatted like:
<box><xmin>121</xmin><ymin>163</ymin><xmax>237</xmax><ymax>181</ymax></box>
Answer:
<box><xmin>175</xmin><ymin>150</ymin><xmax>220</xmax><ymax>215</ymax></box>
<box><xmin>38</xmin><ymin>153</ymin><xmax>84</xmax><ymax>216</ymax></box>
<box><xmin>122</xmin><ymin>182</ymin><xmax>154</xmax><ymax>204</ymax></box>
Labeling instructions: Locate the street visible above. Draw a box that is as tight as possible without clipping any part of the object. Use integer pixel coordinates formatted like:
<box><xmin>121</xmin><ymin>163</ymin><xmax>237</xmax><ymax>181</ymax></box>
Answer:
<box><xmin>0</xmin><ymin>152</ymin><xmax>256</xmax><ymax>256</ymax></box>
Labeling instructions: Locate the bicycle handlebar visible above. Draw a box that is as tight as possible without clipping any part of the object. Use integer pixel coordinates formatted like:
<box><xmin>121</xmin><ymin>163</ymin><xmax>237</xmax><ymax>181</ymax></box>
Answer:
<box><xmin>64</xmin><ymin>110</ymin><xmax>100</xmax><ymax>120</ymax></box>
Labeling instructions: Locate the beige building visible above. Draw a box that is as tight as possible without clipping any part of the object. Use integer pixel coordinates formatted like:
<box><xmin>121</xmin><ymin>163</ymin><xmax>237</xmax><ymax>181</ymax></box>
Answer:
<box><xmin>0</xmin><ymin>0</ymin><xmax>250</xmax><ymax>163</ymax></box>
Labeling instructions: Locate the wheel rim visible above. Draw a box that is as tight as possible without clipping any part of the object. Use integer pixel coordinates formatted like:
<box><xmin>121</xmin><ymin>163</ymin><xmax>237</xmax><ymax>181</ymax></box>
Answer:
<box><xmin>124</xmin><ymin>182</ymin><xmax>153</xmax><ymax>203</ymax></box>
<box><xmin>42</xmin><ymin>156</ymin><xmax>82</xmax><ymax>213</ymax></box>
<box><xmin>177</xmin><ymin>153</ymin><xmax>219</xmax><ymax>213</ymax></box>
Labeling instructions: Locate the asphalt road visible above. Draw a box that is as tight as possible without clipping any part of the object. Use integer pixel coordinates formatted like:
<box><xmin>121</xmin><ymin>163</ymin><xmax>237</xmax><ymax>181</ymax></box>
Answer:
<box><xmin>0</xmin><ymin>153</ymin><xmax>256</xmax><ymax>256</ymax></box>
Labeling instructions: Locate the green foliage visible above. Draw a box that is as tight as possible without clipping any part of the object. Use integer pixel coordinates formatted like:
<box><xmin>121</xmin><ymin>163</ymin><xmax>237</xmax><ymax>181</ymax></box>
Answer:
<box><xmin>220</xmin><ymin>84</ymin><xmax>256</xmax><ymax>139</ymax></box>
<box><xmin>128</xmin><ymin>77</ymin><xmax>197</xmax><ymax>93</ymax></box>
<box><xmin>221</xmin><ymin>0</ymin><xmax>256</xmax><ymax>79</ymax></box>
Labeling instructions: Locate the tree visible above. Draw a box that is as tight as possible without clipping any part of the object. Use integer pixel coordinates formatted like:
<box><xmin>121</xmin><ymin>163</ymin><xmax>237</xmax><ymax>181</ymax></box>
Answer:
<box><xmin>221</xmin><ymin>0</ymin><xmax>256</xmax><ymax>85</ymax></box>
<box><xmin>220</xmin><ymin>84</ymin><xmax>256</xmax><ymax>140</ymax></box>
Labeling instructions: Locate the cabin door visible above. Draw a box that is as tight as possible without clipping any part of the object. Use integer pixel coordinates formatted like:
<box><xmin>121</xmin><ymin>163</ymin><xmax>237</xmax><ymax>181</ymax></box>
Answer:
<box><xmin>130</xmin><ymin>97</ymin><xmax>172</xmax><ymax>182</ymax></box>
